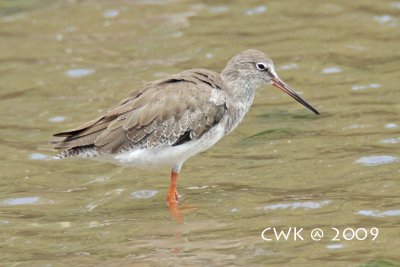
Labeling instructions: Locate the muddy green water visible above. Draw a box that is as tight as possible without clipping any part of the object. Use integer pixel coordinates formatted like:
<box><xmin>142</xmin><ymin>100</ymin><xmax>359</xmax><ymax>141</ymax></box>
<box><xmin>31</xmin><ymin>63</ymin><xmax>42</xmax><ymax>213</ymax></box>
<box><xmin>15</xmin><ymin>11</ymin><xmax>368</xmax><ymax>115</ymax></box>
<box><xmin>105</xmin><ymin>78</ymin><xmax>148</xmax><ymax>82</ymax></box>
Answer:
<box><xmin>0</xmin><ymin>1</ymin><xmax>399</xmax><ymax>266</ymax></box>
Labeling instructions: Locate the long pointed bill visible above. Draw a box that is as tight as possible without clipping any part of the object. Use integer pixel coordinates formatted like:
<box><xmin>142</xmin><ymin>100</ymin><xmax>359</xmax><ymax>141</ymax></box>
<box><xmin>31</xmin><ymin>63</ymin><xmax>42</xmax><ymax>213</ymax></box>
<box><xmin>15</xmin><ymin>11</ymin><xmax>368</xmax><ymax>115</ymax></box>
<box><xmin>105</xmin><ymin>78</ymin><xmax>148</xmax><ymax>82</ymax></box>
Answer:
<box><xmin>271</xmin><ymin>77</ymin><xmax>319</xmax><ymax>115</ymax></box>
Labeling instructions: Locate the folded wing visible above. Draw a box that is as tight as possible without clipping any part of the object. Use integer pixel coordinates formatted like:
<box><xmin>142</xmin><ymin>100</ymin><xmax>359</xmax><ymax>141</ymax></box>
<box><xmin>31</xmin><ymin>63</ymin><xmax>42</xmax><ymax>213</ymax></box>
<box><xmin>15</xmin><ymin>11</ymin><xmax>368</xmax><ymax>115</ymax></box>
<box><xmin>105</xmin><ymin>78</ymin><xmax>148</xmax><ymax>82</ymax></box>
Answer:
<box><xmin>52</xmin><ymin>69</ymin><xmax>227</xmax><ymax>157</ymax></box>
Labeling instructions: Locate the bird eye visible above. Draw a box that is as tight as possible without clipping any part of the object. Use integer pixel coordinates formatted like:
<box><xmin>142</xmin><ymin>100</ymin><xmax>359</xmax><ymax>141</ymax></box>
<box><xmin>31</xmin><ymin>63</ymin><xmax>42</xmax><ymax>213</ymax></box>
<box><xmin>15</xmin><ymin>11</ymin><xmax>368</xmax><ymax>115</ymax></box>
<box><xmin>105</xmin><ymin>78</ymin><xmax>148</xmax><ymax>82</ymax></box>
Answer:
<box><xmin>256</xmin><ymin>62</ymin><xmax>267</xmax><ymax>71</ymax></box>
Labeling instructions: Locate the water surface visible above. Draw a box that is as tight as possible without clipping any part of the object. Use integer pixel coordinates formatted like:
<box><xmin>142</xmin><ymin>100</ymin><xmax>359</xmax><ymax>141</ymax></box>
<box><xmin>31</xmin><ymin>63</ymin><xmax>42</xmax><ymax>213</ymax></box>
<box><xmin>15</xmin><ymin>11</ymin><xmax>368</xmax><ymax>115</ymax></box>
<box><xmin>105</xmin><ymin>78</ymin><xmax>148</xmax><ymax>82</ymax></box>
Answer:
<box><xmin>0</xmin><ymin>0</ymin><xmax>399</xmax><ymax>266</ymax></box>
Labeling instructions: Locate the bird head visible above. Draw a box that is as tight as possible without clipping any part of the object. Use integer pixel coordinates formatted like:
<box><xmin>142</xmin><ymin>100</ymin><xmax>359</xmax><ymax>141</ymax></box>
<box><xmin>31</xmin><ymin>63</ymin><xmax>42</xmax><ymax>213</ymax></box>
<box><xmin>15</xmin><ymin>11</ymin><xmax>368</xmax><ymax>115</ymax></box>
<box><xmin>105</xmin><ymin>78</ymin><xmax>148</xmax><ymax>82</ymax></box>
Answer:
<box><xmin>223</xmin><ymin>49</ymin><xmax>319</xmax><ymax>115</ymax></box>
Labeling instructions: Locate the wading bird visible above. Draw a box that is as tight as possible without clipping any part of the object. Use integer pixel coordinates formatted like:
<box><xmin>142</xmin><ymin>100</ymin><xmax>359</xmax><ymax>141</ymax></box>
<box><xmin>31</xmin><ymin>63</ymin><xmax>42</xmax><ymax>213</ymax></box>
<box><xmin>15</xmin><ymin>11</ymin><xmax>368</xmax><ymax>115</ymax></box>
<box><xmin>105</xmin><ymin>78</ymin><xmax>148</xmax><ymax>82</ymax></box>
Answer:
<box><xmin>52</xmin><ymin>50</ymin><xmax>319</xmax><ymax>221</ymax></box>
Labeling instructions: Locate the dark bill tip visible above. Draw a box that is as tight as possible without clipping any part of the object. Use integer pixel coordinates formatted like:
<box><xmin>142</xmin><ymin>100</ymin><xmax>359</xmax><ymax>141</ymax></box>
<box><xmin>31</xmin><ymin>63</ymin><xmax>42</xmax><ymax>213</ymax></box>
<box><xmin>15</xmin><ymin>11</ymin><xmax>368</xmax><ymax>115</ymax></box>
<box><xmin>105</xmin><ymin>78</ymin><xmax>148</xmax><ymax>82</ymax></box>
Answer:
<box><xmin>271</xmin><ymin>78</ymin><xmax>319</xmax><ymax>115</ymax></box>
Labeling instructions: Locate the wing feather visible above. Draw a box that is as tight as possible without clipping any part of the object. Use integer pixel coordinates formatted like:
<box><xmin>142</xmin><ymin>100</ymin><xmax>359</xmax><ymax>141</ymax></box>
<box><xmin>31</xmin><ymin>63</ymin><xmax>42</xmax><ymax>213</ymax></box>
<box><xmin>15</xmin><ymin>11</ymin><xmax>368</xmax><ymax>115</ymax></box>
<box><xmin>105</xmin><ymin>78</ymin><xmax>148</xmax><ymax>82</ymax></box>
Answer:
<box><xmin>52</xmin><ymin>69</ymin><xmax>228</xmax><ymax>156</ymax></box>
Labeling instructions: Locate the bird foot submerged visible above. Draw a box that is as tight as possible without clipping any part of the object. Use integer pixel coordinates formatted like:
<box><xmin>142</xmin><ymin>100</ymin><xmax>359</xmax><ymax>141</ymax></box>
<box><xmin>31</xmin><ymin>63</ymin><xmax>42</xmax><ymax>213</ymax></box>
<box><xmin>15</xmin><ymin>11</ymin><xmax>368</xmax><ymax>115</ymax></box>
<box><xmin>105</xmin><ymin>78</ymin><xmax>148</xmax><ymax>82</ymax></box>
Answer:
<box><xmin>167</xmin><ymin>201</ymin><xmax>183</xmax><ymax>224</ymax></box>
<box><xmin>166</xmin><ymin>190</ymin><xmax>181</xmax><ymax>204</ymax></box>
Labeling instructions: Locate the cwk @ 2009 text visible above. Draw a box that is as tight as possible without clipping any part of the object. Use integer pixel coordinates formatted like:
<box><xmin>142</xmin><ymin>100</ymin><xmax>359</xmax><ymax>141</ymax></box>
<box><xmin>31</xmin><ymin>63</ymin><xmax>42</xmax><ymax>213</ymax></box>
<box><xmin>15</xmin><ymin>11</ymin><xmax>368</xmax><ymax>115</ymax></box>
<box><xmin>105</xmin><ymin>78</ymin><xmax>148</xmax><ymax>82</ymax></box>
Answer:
<box><xmin>261</xmin><ymin>227</ymin><xmax>379</xmax><ymax>242</ymax></box>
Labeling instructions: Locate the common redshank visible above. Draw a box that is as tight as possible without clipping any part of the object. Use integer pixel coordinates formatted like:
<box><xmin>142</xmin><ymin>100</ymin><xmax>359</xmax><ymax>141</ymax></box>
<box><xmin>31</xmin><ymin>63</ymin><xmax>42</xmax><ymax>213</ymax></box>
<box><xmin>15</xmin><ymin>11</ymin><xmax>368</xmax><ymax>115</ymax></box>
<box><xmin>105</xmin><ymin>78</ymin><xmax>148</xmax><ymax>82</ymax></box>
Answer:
<box><xmin>52</xmin><ymin>49</ymin><xmax>319</xmax><ymax>217</ymax></box>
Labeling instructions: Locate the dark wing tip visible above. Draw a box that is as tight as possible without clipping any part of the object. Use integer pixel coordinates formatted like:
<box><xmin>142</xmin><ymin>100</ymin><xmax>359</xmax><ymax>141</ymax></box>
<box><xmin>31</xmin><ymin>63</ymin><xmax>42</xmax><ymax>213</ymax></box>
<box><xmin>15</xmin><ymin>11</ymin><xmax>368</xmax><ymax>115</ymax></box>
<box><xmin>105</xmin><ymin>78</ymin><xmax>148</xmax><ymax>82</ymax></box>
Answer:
<box><xmin>53</xmin><ymin>132</ymin><xmax>70</xmax><ymax>137</ymax></box>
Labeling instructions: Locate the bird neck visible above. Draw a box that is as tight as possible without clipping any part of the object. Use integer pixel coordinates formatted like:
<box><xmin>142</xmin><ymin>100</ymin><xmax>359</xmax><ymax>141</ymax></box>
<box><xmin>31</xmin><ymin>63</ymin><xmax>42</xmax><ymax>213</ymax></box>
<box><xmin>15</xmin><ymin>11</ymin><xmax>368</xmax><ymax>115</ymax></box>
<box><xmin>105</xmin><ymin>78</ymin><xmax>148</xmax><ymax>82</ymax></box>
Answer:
<box><xmin>221</xmin><ymin>65</ymin><xmax>262</xmax><ymax>102</ymax></box>
<box><xmin>221</xmin><ymin>72</ymin><xmax>258</xmax><ymax>134</ymax></box>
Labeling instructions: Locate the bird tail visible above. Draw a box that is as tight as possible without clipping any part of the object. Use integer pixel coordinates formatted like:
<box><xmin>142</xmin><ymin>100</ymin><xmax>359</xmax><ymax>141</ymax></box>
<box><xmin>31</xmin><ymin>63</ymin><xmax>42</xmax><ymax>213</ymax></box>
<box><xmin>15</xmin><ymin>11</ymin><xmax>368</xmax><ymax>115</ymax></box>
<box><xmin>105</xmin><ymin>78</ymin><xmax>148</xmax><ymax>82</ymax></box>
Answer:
<box><xmin>53</xmin><ymin>145</ymin><xmax>98</xmax><ymax>159</ymax></box>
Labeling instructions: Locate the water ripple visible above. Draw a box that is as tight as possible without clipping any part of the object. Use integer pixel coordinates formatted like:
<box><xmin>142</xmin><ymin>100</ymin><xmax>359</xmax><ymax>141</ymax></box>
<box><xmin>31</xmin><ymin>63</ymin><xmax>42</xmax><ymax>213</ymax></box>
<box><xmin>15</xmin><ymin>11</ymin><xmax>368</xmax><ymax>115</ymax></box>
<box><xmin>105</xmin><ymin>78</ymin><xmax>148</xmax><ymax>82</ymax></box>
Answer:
<box><xmin>65</xmin><ymin>69</ymin><xmax>95</xmax><ymax>78</ymax></box>
<box><xmin>351</xmin><ymin>83</ymin><xmax>381</xmax><ymax>91</ymax></box>
<box><xmin>0</xmin><ymin>196</ymin><xmax>54</xmax><ymax>206</ymax></box>
<box><xmin>103</xmin><ymin>9</ymin><xmax>119</xmax><ymax>18</ymax></box>
<box><xmin>379</xmin><ymin>137</ymin><xmax>400</xmax><ymax>144</ymax></box>
<box><xmin>260</xmin><ymin>200</ymin><xmax>332</xmax><ymax>211</ymax></box>
<box><xmin>131</xmin><ymin>190</ymin><xmax>158</xmax><ymax>199</ymax></box>
<box><xmin>385</xmin><ymin>123</ymin><xmax>398</xmax><ymax>129</ymax></box>
<box><xmin>244</xmin><ymin>6</ymin><xmax>267</xmax><ymax>15</ymax></box>
<box><xmin>209</xmin><ymin>6</ymin><xmax>229</xmax><ymax>14</ymax></box>
<box><xmin>326</xmin><ymin>244</ymin><xmax>344</xmax><ymax>249</ymax></box>
<box><xmin>357</xmin><ymin>209</ymin><xmax>400</xmax><ymax>217</ymax></box>
<box><xmin>374</xmin><ymin>15</ymin><xmax>397</xmax><ymax>27</ymax></box>
<box><xmin>279</xmin><ymin>63</ymin><xmax>298</xmax><ymax>70</ymax></box>
<box><xmin>48</xmin><ymin>116</ymin><xmax>65</xmax><ymax>122</ymax></box>
<box><xmin>30</xmin><ymin>153</ymin><xmax>49</xmax><ymax>160</ymax></box>
<box><xmin>355</xmin><ymin>155</ymin><xmax>399</xmax><ymax>166</ymax></box>
<box><xmin>391</xmin><ymin>2</ymin><xmax>400</xmax><ymax>9</ymax></box>
<box><xmin>322</xmin><ymin>67</ymin><xmax>342</xmax><ymax>74</ymax></box>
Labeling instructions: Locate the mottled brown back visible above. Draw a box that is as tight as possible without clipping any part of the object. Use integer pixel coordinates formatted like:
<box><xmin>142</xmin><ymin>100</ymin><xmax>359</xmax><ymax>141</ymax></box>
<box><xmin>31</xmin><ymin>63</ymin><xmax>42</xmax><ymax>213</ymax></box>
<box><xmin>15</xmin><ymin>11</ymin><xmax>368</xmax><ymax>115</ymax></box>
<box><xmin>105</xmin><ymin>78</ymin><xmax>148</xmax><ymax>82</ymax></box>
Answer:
<box><xmin>52</xmin><ymin>69</ymin><xmax>228</xmax><ymax>157</ymax></box>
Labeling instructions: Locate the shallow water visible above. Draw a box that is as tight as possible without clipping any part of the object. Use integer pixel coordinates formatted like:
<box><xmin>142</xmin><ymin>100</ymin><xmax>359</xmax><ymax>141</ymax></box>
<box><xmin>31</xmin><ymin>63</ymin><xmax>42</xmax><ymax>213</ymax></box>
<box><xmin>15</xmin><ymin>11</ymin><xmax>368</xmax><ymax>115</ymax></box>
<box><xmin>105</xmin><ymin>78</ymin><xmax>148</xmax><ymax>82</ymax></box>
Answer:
<box><xmin>0</xmin><ymin>0</ymin><xmax>399</xmax><ymax>266</ymax></box>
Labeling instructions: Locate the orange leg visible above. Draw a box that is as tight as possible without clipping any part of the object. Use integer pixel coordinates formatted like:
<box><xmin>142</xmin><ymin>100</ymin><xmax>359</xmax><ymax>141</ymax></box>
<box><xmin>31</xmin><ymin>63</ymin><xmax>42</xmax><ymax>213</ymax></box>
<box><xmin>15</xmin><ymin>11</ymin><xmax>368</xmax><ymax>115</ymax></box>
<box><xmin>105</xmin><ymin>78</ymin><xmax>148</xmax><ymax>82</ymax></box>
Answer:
<box><xmin>167</xmin><ymin>169</ymin><xmax>183</xmax><ymax>224</ymax></box>
<box><xmin>167</xmin><ymin>170</ymin><xmax>180</xmax><ymax>203</ymax></box>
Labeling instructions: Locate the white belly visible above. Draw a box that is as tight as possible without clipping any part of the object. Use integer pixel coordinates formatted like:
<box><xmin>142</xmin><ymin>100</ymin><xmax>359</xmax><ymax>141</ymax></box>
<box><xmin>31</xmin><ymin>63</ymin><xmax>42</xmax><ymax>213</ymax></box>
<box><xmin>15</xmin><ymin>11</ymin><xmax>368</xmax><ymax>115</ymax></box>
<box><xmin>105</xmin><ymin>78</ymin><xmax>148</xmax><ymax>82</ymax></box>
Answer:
<box><xmin>99</xmin><ymin>123</ymin><xmax>226</xmax><ymax>169</ymax></box>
